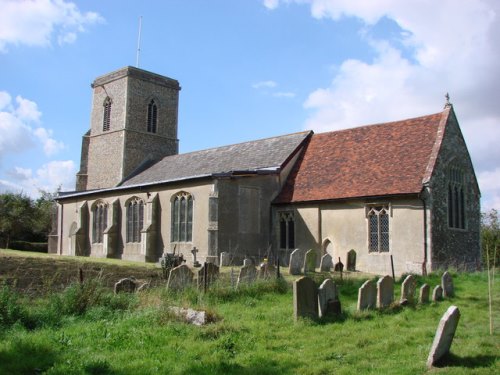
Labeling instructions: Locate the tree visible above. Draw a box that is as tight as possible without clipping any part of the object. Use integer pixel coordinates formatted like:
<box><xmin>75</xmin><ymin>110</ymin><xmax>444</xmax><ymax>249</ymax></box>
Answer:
<box><xmin>482</xmin><ymin>209</ymin><xmax>500</xmax><ymax>268</ymax></box>
<box><xmin>0</xmin><ymin>193</ymin><xmax>35</xmax><ymax>248</ymax></box>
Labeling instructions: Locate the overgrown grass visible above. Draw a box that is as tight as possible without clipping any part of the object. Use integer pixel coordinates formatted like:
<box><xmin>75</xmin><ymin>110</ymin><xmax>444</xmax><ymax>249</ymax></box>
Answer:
<box><xmin>0</xmin><ymin>271</ymin><xmax>498</xmax><ymax>374</ymax></box>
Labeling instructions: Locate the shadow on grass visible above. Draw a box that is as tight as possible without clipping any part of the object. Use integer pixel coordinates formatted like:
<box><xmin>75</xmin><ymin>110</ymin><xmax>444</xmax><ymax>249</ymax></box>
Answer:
<box><xmin>182</xmin><ymin>357</ymin><xmax>297</xmax><ymax>375</ymax></box>
<box><xmin>0</xmin><ymin>338</ymin><xmax>58</xmax><ymax>374</ymax></box>
<box><xmin>434</xmin><ymin>352</ymin><xmax>497</xmax><ymax>369</ymax></box>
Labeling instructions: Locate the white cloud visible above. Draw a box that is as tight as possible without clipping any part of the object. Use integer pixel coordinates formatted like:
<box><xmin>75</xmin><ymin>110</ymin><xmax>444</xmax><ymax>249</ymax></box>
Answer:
<box><xmin>15</xmin><ymin>95</ymin><xmax>42</xmax><ymax>123</ymax></box>
<box><xmin>263</xmin><ymin>0</ymin><xmax>281</xmax><ymax>10</ymax></box>
<box><xmin>34</xmin><ymin>127</ymin><xmax>65</xmax><ymax>155</ymax></box>
<box><xmin>252</xmin><ymin>80</ymin><xmax>278</xmax><ymax>89</ymax></box>
<box><xmin>273</xmin><ymin>91</ymin><xmax>296</xmax><ymax>98</ymax></box>
<box><xmin>0</xmin><ymin>0</ymin><xmax>103</xmax><ymax>52</ymax></box>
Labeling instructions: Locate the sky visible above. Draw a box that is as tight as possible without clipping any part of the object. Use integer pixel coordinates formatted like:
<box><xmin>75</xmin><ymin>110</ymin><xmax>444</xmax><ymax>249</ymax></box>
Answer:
<box><xmin>0</xmin><ymin>0</ymin><xmax>499</xmax><ymax>211</ymax></box>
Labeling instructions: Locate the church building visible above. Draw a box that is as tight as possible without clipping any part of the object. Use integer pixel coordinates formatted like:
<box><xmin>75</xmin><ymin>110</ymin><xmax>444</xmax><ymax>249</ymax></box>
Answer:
<box><xmin>52</xmin><ymin>66</ymin><xmax>481</xmax><ymax>276</ymax></box>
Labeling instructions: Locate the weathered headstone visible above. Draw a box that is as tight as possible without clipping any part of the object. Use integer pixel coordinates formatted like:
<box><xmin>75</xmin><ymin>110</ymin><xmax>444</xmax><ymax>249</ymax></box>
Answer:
<box><xmin>243</xmin><ymin>258</ymin><xmax>253</xmax><ymax>267</ymax></box>
<box><xmin>432</xmin><ymin>285</ymin><xmax>443</xmax><ymax>301</ymax></box>
<box><xmin>441</xmin><ymin>271</ymin><xmax>454</xmax><ymax>298</ymax></box>
<box><xmin>318</xmin><ymin>278</ymin><xmax>340</xmax><ymax>317</ymax></box>
<box><xmin>303</xmin><ymin>249</ymin><xmax>317</xmax><ymax>273</ymax></box>
<box><xmin>293</xmin><ymin>276</ymin><xmax>318</xmax><ymax>321</ymax></box>
<box><xmin>376</xmin><ymin>275</ymin><xmax>394</xmax><ymax>308</ymax></box>
<box><xmin>427</xmin><ymin>305</ymin><xmax>461</xmax><ymax>368</ymax></box>
<box><xmin>258</xmin><ymin>263</ymin><xmax>276</xmax><ymax>279</ymax></box>
<box><xmin>334</xmin><ymin>258</ymin><xmax>344</xmax><ymax>272</ymax></box>
<box><xmin>114</xmin><ymin>277</ymin><xmax>137</xmax><ymax>294</ymax></box>
<box><xmin>237</xmin><ymin>264</ymin><xmax>257</xmax><ymax>286</ymax></box>
<box><xmin>319</xmin><ymin>253</ymin><xmax>333</xmax><ymax>272</ymax></box>
<box><xmin>419</xmin><ymin>283</ymin><xmax>430</xmax><ymax>304</ymax></box>
<box><xmin>357</xmin><ymin>279</ymin><xmax>376</xmax><ymax>311</ymax></box>
<box><xmin>289</xmin><ymin>248</ymin><xmax>304</xmax><ymax>275</ymax></box>
<box><xmin>197</xmin><ymin>262</ymin><xmax>219</xmax><ymax>289</ymax></box>
<box><xmin>167</xmin><ymin>264</ymin><xmax>194</xmax><ymax>291</ymax></box>
<box><xmin>219</xmin><ymin>252</ymin><xmax>230</xmax><ymax>266</ymax></box>
<box><xmin>347</xmin><ymin>249</ymin><xmax>357</xmax><ymax>271</ymax></box>
<box><xmin>191</xmin><ymin>247</ymin><xmax>201</xmax><ymax>268</ymax></box>
<box><xmin>401</xmin><ymin>274</ymin><xmax>417</xmax><ymax>303</ymax></box>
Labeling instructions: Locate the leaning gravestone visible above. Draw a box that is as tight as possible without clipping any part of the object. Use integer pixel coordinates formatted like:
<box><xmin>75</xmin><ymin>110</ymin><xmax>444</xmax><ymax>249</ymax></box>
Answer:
<box><xmin>432</xmin><ymin>285</ymin><xmax>443</xmax><ymax>302</ymax></box>
<box><xmin>347</xmin><ymin>249</ymin><xmax>356</xmax><ymax>271</ymax></box>
<box><xmin>197</xmin><ymin>262</ymin><xmax>219</xmax><ymax>289</ymax></box>
<box><xmin>258</xmin><ymin>263</ymin><xmax>276</xmax><ymax>279</ymax></box>
<box><xmin>318</xmin><ymin>278</ymin><xmax>340</xmax><ymax>317</ymax></box>
<box><xmin>219</xmin><ymin>252</ymin><xmax>231</xmax><ymax>266</ymax></box>
<box><xmin>357</xmin><ymin>279</ymin><xmax>376</xmax><ymax>311</ymax></box>
<box><xmin>114</xmin><ymin>277</ymin><xmax>137</xmax><ymax>294</ymax></box>
<box><xmin>419</xmin><ymin>283</ymin><xmax>430</xmax><ymax>304</ymax></box>
<box><xmin>441</xmin><ymin>271</ymin><xmax>454</xmax><ymax>298</ymax></box>
<box><xmin>427</xmin><ymin>305</ymin><xmax>461</xmax><ymax>368</ymax></box>
<box><xmin>289</xmin><ymin>248</ymin><xmax>304</xmax><ymax>275</ymax></box>
<box><xmin>319</xmin><ymin>253</ymin><xmax>333</xmax><ymax>272</ymax></box>
<box><xmin>376</xmin><ymin>275</ymin><xmax>394</xmax><ymax>308</ymax></box>
<box><xmin>293</xmin><ymin>276</ymin><xmax>318</xmax><ymax>321</ymax></box>
<box><xmin>401</xmin><ymin>274</ymin><xmax>417</xmax><ymax>303</ymax></box>
<box><xmin>237</xmin><ymin>264</ymin><xmax>257</xmax><ymax>287</ymax></box>
<box><xmin>167</xmin><ymin>264</ymin><xmax>194</xmax><ymax>291</ymax></box>
<box><xmin>304</xmin><ymin>249</ymin><xmax>317</xmax><ymax>273</ymax></box>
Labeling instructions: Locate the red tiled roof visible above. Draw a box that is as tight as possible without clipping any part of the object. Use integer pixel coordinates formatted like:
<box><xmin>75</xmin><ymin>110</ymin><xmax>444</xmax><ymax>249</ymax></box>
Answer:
<box><xmin>275</xmin><ymin>110</ymin><xmax>448</xmax><ymax>203</ymax></box>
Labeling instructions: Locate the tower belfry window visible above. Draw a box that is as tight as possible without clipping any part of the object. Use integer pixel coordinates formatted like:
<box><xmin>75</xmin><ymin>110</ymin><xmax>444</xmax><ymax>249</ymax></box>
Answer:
<box><xmin>147</xmin><ymin>99</ymin><xmax>158</xmax><ymax>133</ymax></box>
<box><xmin>103</xmin><ymin>97</ymin><xmax>111</xmax><ymax>131</ymax></box>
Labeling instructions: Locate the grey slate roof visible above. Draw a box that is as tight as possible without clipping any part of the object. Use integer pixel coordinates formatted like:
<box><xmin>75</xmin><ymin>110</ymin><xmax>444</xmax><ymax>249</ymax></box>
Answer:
<box><xmin>120</xmin><ymin>131</ymin><xmax>312</xmax><ymax>187</ymax></box>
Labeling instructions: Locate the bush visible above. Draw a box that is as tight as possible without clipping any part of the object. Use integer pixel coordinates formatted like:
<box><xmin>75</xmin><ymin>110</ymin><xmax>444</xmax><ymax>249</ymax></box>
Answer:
<box><xmin>9</xmin><ymin>241</ymin><xmax>48</xmax><ymax>253</ymax></box>
<box><xmin>0</xmin><ymin>284</ymin><xmax>28</xmax><ymax>328</ymax></box>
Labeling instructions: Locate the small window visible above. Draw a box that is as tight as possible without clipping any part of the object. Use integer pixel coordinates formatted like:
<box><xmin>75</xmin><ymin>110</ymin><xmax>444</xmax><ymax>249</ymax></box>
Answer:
<box><xmin>279</xmin><ymin>211</ymin><xmax>295</xmax><ymax>250</ymax></box>
<box><xmin>92</xmin><ymin>202</ymin><xmax>108</xmax><ymax>243</ymax></box>
<box><xmin>103</xmin><ymin>97</ymin><xmax>111</xmax><ymax>131</ymax></box>
<box><xmin>126</xmin><ymin>198</ymin><xmax>144</xmax><ymax>243</ymax></box>
<box><xmin>147</xmin><ymin>99</ymin><xmax>158</xmax><ymax>133</ymax></box>
<box><xmin>368</xmin><ymin>206</ymin><xmax>389</xmax><ymax>252</ymax></box>
<box><xmin>171</xmin><ymin>192</ymin><xmax>193</xmax><ymax>242</ymax></box>
<box><xmin>447</xmin><ymin>166</ymin><xmax>466</xmax><ymax>229</ymax></box>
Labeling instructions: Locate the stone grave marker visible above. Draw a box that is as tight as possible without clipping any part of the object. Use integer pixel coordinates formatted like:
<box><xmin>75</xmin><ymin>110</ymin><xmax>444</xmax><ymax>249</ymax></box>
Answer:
<box><xmin>197</xmin><ymin>262</ymin><xmax>219</xmax><ymax>289</ymax></box>
<box><xmin>191</xmin><ymin>247</ymin><xmax>201</xmax><ymax>267</ymax></box>
<box><xmin>219</xmin><ymin>252</ymin><xmax>231</xmax><ymax>266</ymax></box>
<box><xmin>432</xmin><ymin>285</ymin><xmax>443</xmax><ymax>302</ymax></box>
<box><xmin>419</xmin><ymin>283</ymin><xmax>430</xmax><ymax>304</ymax></box>
<box><xmin>357</xmin><ymin>279</ymin><xmax>376</xmax><ymax>311</ymax></box>
<box><xmin>401</xmin><ymin>274</ymin><xmax>417</xmax><ymax>303</ymax></box>
<box><xmin>441</xmin><ymin>271</ymin><xmax>454</xmax><ymax>298</ymax></box>
<box><xmin>334</xmin><ymin>257</ymin><xmax>344</xmax><ymax>272</ymax></box>
<box><xmin>427</xmin><ymin>305</ymin><xmax>461</xmax><ymax>368</ymax></box>
<box><xmin>304</xmin><ymin>249</ymin><xmax>317</xmax><ymax>273</ymax></box>
<box><xmin>289</xmin><ymin>248</ymin><xmax>304</xmax><ymax>275</ymax></box>
<box><xmin>319</xmin><ymin>253</ymin><xmax>333</xmax><ymax>272</ymax></box>
<box><xmin>237</xmin><ymin>264</ymin><xmax>257</xmax><ymax>287</ymax></box>
<box><xmin>258</xmin><ymin>262</ymin><xmax>276</xmax><ymax>279</ymax></box>
<box><xmin>114</xmin><ymin>277</ymin><xmax>137</xmax><ymax>294</ymax></box>
<box><xmin>318</xmin><ymin>278</ymin><xmax>340</xmax><ymax>317</ymax></box>
<box><xmin>376</xmin><ymin>275</ymin><xmax>394</xmax><ymax>308</ymax></box>
<box><xmin>243</xmin><ymin>258</ymin><xmax>253</xmax><ymax>267</ymax></box>
<box><xmin>293</xmin><ymin>276</ymin><xmax>318</xmax><ymax>321</ymax></box>
<box><xmin>167</xmin><ymin>264</ymin><xmax>194</xmax><ymax>291</ymax></box>
<box><xmin>347</xmin><ymin>249</ymin><xmax>356</xmax><ymax>271</ymax></box>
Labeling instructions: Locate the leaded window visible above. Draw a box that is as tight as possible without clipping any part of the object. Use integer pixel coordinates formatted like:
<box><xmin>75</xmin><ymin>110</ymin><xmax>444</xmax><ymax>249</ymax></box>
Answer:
<box><xmin>103</xmin><ymin>97</ymin><xmax>111</xmax><ymax>131</ymax></box>
<box><xmin>279</xmin><ymin>211</ymin><xmax>295</xmax><ymax>250</ymax></box>
<box><xmin>92</xmin><ymin>202</ymin><xmax>107</xmax><ymax>243</ymax></box>
<box><xmin>147</xmin><ymin>99</ymin><xmax>158</xmax><ymax>133</ymax></box>
<box><xmin>126</xmin><ymin>198</ymin><xmax>144</xmax><ymax>243</ymax></box>
<box><xmin>171</xmin><ymin>192</ymin><xmax>193</xmax><ymax>242</ymax></box>
<box><xmin>368</xmin><ymin>206</ymin><xmax>389</xmax><ymax>252</ymax></box>
<box><xmin>448</xmin><ymin>166</ymin><xmax>466</xmax><ymax>229</ymax></box>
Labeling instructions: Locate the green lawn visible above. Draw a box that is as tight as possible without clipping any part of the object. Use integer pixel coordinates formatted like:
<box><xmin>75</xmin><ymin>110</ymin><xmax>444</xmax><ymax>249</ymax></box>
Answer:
<box><xmin>0</xmin><ymin>263</ymin><xmax>498</xmax><ymax>374</ymax></box>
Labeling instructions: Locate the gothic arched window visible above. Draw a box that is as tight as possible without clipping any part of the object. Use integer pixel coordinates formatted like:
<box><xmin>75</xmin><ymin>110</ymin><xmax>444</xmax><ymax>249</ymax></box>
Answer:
<box><xmin>279</xmin><ymin>211</ymin><xmax>295</xmax><ymax>250</ymax></box>
<box><xmin>126</xmin><ymin>198</ymin><xmax>144</xmax><ymax>243</ymax></box>
<box><xmin>92</xmin><ymin>201</ymin><xmax>108</xmax><ymax>243</ymax></box>
<box><xmin>368</xmin><ymin>206</ymin><xmax>390</xmax><ymax>252</ymax></box>
<box><xmin>103</xmin><ymin>97</ymin><xmax>112</xmax><ymax>131</ymax></box>
<box><xmin>171</xmin><ymin>192</ymin><xmax>193</xmax><ymax>242</ymax></box>
<box><xmin>448</xmin><ymin>166</ymin><xmax>466</xmax><ymax>229</ymax></box>
<box><xmin>147</xmin><ymin>99</ymin><xmax>158</xmax><ymax>133</ymax></box>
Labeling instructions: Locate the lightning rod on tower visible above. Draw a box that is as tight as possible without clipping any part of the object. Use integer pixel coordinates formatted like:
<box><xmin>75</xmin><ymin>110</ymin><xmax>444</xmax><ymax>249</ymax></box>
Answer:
<box><xmin>136</xmin><ymin>16</ymin><xmax>143</xmax><ymax>68</ymax></box>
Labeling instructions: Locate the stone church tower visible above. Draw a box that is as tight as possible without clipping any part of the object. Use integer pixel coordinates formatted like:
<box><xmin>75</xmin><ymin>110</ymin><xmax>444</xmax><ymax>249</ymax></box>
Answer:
<box><xmin>76</xmin><ymin>66</ymin><xmax>180</xmax><ymax>191</ymax></box>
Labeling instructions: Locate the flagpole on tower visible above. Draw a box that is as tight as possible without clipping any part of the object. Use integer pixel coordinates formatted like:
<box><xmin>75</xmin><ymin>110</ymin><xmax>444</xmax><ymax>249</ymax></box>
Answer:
<box><xmin>136</xmin><ymin>16</ymin><xmax>143</xmax><ymax>68</ymax></box>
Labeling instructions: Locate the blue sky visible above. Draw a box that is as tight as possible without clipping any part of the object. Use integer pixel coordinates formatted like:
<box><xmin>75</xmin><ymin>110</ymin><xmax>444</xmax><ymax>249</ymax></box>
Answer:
<box><xmin>0</xmin><ymin>0</ymin><xmax>499</xmax><ymax>211</ymax></box>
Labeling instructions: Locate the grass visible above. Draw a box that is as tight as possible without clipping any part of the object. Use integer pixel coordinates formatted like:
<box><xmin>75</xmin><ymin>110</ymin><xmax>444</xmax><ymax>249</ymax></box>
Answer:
<box><xmin>0</xmin><ymin>252</ymin><xmax>498</xmax><ymax>374</ymax></box>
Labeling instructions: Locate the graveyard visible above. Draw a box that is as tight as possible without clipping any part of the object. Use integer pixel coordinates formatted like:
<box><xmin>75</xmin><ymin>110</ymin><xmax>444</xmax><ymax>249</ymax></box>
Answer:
<box><xmin>0</xmin><ymin>249</ymin><xmax>498</xmax><ymax>374</ymax></box>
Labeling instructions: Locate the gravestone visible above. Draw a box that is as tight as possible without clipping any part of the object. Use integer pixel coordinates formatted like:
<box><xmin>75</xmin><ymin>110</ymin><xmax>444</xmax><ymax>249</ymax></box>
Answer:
<box><xmin>191</xmin><ymin>247</ymin><xmax>201</xmax><ymax>268</ymax></box>
<box><xmin>318</xmin><ymin>278</ymin><xmax>340</xmax><ymax>317</ymax></box>
<box><xmin>432</xmin><ymin>285</ymin><xmax>443</xmax><ymax>301</ymax></box>
<box><xmin>334</xmin><ymin>258</ymin><xmax>344</xmax><ymax>272</ymax></box>
<box><xmin>114</xmin><ymin>277</ymin><xmax>137</xmax><ymax>294</ymax></box>
<box><xmin>219</xmin><ymin>252</ymin><xmax>230</xmax><ymax>266</ymax></box>
<box><xmin>293</xmin><ymin>276</ymin><xmax>318</xmax><ymax>321</ymax></box>
<box><xmin>441</xmin><ymin>271</ymin><xmax>454</xmax><ymax>298</ymax></box>
<box><xmin>376</xmin><ymin>275</ymin><xmax>394</xmax><ymax>308</ymax></box>
<box><xmin>319</xmin><ymin>253</ymin><xmax>333</xmax><ymax>272</ymax></box>
<box><xmin>304</xmin><ymin>249</ymin><xmax>317</xmax><ymax>273</ymax></box>
<box><xmin>167</xmin><ymin>264</ymin><xmax>194</xmax><ymax>291</ymax></box>
<box><xmin>237</xmin><ymin>264</ymin><xmax>257</xmax><ymax>286</ymax></box>
<box><xmin>401</xmin><ymin>274</ymin><xmax>417</xmax><ymax>303</ymax></box>
<box><xmin>258</xmin><ymin>263</ymin><xmax>276</xmax><ymax>279</ymax></box>
<box><xmin>419</xmin><ymin>283</ymin><xmax>430</xmax><ymax>304</ymax></box>
<box><xmin>197</xmin><ymin>262</ymin><xmax>219</xmax><ymax>289</ymax></box>
<box><xmin>289</xmin><ymin>248</ymin><xmax>304</xmax><ymax>275</ymax></box>
<box><xmin>357</xmin><ymin>279</ymin><xmax>376</xmax><ymax>311</ymax></box>
<box><xmin>347</xmin><ymin>249</ymin><xmax>356</xmax><ymax>271</ymax></box>
<box><xmin>243</xmin><ymin>258</ymin><xmax>253</xmax><ymax>267</ymax></box>
<box><xmin>427</xmin><ymin>305</ymin><xmax>461</xmax><ymax>368</ymax></box>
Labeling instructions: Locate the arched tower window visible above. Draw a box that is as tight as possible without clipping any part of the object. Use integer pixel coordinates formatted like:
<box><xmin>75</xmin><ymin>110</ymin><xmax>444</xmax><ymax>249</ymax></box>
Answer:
<box><xmin>103</xmin><ymin>97</ymin><xmax>112</xmax><ymax>131</ymax></box>
<box><xmin>147</xmin><ymin>99</ymin><xmax>158</xmax><ymax>133</ymax></box>
<box><xmin>92</xmin><ymin>201</ymin><xmax>108</xmax><ymax>244</ymax></box>
<box><xmin>126</xmin><ymin>198</ymin><xmax>144</xmax><ymax>243</ymax></box>
<box><xmin>367</xmin><ymin>206</ymin><xmax>390</xmax><ymax>252</ymax></box>
<box><xmin>171</xmin><ymin>192</ymin><xmax>193</xmax><ymax>242</ymax></box>
<box><xmin>447</xmin><ymin>166</ymin><xmax>466</xmax><ymax>229</ymax></box>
